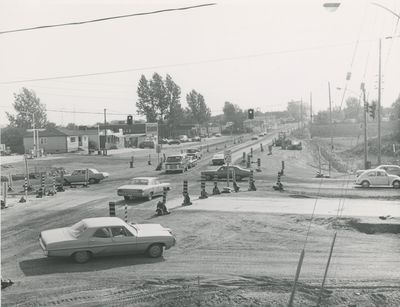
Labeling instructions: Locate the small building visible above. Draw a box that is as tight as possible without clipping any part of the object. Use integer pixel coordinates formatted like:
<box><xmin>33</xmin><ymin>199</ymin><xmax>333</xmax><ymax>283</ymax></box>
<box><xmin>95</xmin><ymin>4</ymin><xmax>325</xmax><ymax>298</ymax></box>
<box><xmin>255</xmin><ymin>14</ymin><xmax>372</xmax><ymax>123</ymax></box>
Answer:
<box><xmin>23</xmin><ymin>127</ymin><xmax>89</xmax><ymax>154</ymax></box>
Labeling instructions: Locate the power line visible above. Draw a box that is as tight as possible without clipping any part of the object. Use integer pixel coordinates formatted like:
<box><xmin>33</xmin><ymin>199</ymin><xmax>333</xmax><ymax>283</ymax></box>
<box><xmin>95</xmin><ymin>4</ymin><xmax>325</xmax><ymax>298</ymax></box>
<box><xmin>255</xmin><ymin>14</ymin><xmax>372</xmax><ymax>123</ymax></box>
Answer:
<box><xmin>0</xmin><ymin>38</ymin><xmax>386</xmax><ymax>85</ymax></box>
<box><xmin>0</xmin><ymin>3</ymin><xmax>216</xmax><ymax>35</ymax></box>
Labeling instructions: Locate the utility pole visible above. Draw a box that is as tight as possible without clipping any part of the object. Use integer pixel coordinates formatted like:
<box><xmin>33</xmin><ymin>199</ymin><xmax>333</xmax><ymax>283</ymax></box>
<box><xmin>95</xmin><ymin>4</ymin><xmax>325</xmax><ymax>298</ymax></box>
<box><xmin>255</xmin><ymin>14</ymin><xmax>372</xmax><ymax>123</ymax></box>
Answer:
<box><xmin>32</xmin><ymin>113</ymin><xmax>36</xmax><ymax>157</ymax></box>
<box><xmin>103</xmin><ymin>108</ymin><xmax>107</xmax><ymax>156</ymax></box>
<box><xmin>310</xmin><ymin>92</ymin><xmax>313</xmax><ymax>124</ymax></box>
<box><xmin>377</xmin><ymin>38</ymin><xmax>382</xmax><ymax>165</ymax></box>
<box><xmin>361</xmin><ymin>83</ymin><xmax>368</xmax><ymax>169</ymax></box>
<box><xmin>300</xmin><ymin>98</ymin><xmax>303</xmax><ymax>129</ymax></box>
<box><xmin>328</xmin><ymin>82</ymin><xmax>333</xmax><ymax>177</ymax></box>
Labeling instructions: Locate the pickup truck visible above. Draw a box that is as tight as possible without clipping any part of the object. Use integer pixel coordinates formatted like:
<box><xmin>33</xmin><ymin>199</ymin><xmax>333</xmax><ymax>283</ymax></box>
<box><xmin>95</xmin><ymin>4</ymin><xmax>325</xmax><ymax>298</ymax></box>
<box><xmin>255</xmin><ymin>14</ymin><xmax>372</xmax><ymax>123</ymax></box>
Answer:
<box><xmin>212</xmin><ymin>153</ymin><xmax>225</xmax><ymax>165</ymax></box>
<box><xmin>165</xmin><ymin>154</ymin><xmax>189</xmax><ymax>173</ymax></box>
<box><xmin>59</xmin><ymin>168</ymin><xmax>109</xmax><ymax>184</ymax></box>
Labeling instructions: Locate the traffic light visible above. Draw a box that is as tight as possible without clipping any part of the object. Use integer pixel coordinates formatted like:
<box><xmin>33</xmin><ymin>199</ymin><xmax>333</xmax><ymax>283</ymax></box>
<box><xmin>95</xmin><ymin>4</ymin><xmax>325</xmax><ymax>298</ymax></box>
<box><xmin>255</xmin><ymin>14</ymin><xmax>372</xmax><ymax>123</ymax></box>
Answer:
<box><xmin>248</xmin><ymin>108</ymin><xmax>254</xmax><ymax>120</ymax></box>
<box><xmin>368</xmin><ymin>102</ymin><xmax>376</xmax><ymax>119</ymax></box>
<box><xmin>127</xmin><ymin>115</ymin><xmax>133</xmax><ymax>125</ymax></box>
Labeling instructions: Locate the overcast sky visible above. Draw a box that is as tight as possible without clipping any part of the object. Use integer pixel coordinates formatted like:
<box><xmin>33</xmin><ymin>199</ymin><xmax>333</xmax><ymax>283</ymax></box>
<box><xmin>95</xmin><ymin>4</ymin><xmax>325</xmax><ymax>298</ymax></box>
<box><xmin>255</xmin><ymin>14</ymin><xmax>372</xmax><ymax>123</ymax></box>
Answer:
<box><xmin>0</xmin><ymin>0</ymin><xmax>399</xmax><ymax>126</ymax></box>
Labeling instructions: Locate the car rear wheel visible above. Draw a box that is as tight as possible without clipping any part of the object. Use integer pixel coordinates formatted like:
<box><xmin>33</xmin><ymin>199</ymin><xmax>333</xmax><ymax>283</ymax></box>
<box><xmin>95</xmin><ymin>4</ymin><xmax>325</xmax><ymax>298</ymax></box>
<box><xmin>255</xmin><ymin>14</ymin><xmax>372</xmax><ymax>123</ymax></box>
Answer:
<box><xmin>393</xmin><ymin>181</ymin><xmax>400</xmax><ymax>189</ymax></box>
<box><xmin>147</xmin><ymin>244</ymin><xmax>163</xmax><ymax>258</ymax></box>
<box><xmin>73</xmin><ymin>251</ymin><xmax>91</xmax><ymax>263</ymax></box>
<box><xmin>89</xmin><ymin>178</ymin><xmax>96</xmax><ymax>184</ymax></box>
<box><xmin>148</xmin><ymin>192</ymin><xmax>154</xmax><ymax>201</ymax></box>
<box><xmin>361</xmin><ymin>181</ymin><xmax>370</xmax><ymax>188</ymax></box>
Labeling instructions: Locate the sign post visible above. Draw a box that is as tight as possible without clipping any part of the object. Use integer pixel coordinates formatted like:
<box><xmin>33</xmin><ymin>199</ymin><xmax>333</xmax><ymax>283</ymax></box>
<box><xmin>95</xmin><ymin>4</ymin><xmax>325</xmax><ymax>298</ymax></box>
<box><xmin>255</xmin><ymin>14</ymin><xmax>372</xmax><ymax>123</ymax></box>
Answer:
<box><xmin>224</xmin><ymin>150</ymin><xmax>232</xmax><ymax>187</ymax></box>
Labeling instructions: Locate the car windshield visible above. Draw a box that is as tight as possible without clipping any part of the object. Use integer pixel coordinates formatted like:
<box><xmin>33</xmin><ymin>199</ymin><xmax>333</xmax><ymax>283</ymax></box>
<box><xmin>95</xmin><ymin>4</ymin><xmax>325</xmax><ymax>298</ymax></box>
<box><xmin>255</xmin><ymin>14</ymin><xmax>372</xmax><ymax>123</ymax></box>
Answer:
<box><xmin>131</xmin><ymin>179</ymin><xmax>149</xmax><ymax>185</ymax></box>
<box><xmin>69</xmin><ymin>221</ymin><xmax>87</xmax><ymax>238</ymax></box>
<box><xmin>166</xmin><ymin>156</ymin><xmax>182</xmax><ymax>162</ymax></box>
<box><xmin>89</xmin><ymin>169</ymin><xmax>99</xmax><ymax>174</ymax></box>
<box><xmin>186</xmin><ymin>149</ymin><xmax>197</xmax><ymax>153</ymax></box>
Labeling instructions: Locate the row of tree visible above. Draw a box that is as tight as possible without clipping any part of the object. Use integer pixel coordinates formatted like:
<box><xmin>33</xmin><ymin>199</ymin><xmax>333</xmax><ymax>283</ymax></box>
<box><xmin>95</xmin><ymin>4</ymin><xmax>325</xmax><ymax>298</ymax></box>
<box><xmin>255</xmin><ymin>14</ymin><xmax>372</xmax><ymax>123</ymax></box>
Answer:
<box><xmin>136</xmin><ymin>73</ymin><xmax>211</xmax><ymax>132</ymax></box>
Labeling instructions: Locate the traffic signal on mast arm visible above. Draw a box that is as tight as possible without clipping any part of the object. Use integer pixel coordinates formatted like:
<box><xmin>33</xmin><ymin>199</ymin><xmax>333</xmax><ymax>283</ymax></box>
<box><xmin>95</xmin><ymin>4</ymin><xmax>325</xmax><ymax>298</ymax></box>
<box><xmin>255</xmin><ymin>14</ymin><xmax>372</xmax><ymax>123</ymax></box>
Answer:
<box><xmin>368</xmin><ymin>102</ymin><xmax>377</xmax><ymax>119</ymax></box>
<box><xmin>248</xmin><ymin>108</ymin><xmax>254</xmax><ymax>119</ymax></box>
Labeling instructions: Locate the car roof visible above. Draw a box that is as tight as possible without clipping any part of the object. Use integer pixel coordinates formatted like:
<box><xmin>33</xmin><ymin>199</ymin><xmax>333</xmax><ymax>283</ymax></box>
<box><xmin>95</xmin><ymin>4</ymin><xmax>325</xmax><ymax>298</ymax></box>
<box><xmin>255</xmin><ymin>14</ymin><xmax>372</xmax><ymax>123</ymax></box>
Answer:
<box><xmin>377</xmin><ymin>165</ymin><xmax>400</xmax><ymax>168</ymax></box>
<box><xmin>82</xmin><ymin>217</ymin><xmax>126</xmax><ymax>228</ymax></box>
<box><xmin>132</xmin><ymin>177</ymin><xmax>158</xmax><ymax>180</ymax></box>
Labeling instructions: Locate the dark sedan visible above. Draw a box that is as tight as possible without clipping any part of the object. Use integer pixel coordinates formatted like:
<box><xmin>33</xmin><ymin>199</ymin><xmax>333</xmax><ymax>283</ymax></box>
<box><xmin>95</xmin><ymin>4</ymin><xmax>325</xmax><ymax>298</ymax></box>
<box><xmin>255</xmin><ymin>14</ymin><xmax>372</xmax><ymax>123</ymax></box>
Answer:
<box><xmin>201</xmin><ymin>165</ymin><xmax>250</xmax><ymax>181</ymax></box>
<box><xmin>168</xmin><ymin>139</ymin><xmax>181</xmax><ymax>145</ymax></box>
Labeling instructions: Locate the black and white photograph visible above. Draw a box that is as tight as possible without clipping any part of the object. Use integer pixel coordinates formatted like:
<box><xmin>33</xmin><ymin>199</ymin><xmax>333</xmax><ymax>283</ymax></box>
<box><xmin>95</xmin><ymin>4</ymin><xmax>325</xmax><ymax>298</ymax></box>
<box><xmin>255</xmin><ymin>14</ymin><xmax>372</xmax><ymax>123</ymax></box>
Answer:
<box><xmin>1</xmin><ymin>0</ymin><xmax>399</xmax><ymax>306</ymax></box>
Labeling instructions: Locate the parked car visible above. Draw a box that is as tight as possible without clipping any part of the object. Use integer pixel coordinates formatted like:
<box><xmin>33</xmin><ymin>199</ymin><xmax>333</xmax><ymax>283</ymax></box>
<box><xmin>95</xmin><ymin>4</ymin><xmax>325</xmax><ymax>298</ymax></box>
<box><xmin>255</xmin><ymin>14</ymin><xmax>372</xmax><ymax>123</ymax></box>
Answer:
<box><xmin>355</xmin><ymin>165</ymin><xmax>400</xmax><ymax>177</ymax></box>
<box><xmin>214</xmin><ymin>133</ymin><xmax>222</xmax><ymax>137</ymax></box>
<box><xmin>186</xmin><ymin>148</ymin><xmax>202</xmax><ymax>159</ymax></box>
<box><xmin>165</xmin><ymin>154</ymin><xmax>189</xmax><ymax>173</ymax></box>
<box><xmin>159</xmin><ymin>138</ymin><xmax>170</xmax><ymax>144</ymax></box>
<box><xmin>251</xmin><ymin>135</ymin><xmax>259</xmax><ymax>140</ymax></box>
<box><xmin>168</xmin><ymin>139</ymin><xmax>181</xmax><ymax>145</ymax></box>
<box><xmin>117</xmin><ymin>177</ymin><xmax>170</xmax><ymax>201</ymax></box>
<box><xmin>39</xmin><ymin>217</ymin><xmax>176</xmax><ymax>263</ymax></box>
<box><xmin>193</xmin><ymin>136</ymin><xmax>201</xmax><ymax>142</ymax></box>
<box><xmin>187</xmin><ymin>156</ymin><xmax>198</xmax><ymax>168</ymax></box>
<box><xmin>179</xmin><ymin>135</ymin><xmax>189</xmax><ymax>142</ymax></box>
<box><xmin>60</xmin><ymin>168</ymin><xmax>109</xmax><ymax>184</ymax></box>
<box><xmin>201</xmin><ymin>165</ymin><xmax>250</xmax><ymax>181</ymax></box>
<box><xmin>139</xmin><ymin>140</ymin><xmax>155</xmax><ymax>149</ymax></box>
<box><xmin>212</xmin><ymin>153</ymin><xmax>225</xmax><ymax>165</ymax></box>
<box><xmin>355</xmin><ymin>169</ymin><xmax>400</xmax><ymax>188</ymax></box>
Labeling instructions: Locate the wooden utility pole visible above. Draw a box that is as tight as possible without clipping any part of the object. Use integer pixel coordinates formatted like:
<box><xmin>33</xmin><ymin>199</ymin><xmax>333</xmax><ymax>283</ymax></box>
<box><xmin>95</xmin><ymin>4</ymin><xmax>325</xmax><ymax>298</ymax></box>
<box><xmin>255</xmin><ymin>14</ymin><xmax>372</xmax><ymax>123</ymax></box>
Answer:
<box><xmin>103</xmin><ymin>108</ymin><xmax>107</xmax><ymax>156</ymax></box>
<box><xmin>328</xmin><ymin>82</ymin><xmax>333</xmax><ymax>177</ymax></box>
<box><xmin>288</xmin><ymin>249</ymin><xmax>305</xmax><ymax>307</ymax></box>
<box><xmin>361</xmin><ymin>83</ymin><xmax>368</xmax><ymax>169</ymax></box>
<box><xmin>377</xmin><ymin>38</ymin><xmax>382</xmax><ymax>165</ymax></box>
<box><xmin>310</xmin><ymin>92</ymin><xmax>313</xmax><ymax>124</ymax></box>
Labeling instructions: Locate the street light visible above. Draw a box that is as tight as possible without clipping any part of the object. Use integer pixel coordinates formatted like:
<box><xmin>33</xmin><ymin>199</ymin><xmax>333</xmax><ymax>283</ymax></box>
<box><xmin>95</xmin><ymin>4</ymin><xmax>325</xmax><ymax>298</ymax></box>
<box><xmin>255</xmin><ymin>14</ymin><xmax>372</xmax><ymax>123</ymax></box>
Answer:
<box><xmin>323</xmin><ymin>2</ymin><xmax>341</xmax><ymax>12</ymax></box>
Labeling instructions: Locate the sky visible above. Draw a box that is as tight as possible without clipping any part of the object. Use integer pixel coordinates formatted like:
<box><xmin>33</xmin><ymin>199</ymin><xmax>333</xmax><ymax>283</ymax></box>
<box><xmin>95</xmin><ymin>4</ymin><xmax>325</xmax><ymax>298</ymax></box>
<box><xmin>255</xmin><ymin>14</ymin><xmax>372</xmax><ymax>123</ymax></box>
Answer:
<box><xmin>0</xmin><ymin>0</ymin><xmax>399</xmax><ymax>126</ymax></box>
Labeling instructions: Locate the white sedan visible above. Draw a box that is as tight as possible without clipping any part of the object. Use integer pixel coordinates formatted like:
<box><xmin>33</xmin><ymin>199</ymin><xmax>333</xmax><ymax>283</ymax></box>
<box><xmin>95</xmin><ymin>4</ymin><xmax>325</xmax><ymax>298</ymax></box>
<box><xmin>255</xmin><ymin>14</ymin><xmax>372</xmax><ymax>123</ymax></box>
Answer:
<box><xmin>39</xmin><ymin>217</ymin><xmax>176</xmax><ymax>263</ymax></box>
<box><xmin>355</xmin><ymin>169</ymin><xmax>400</xmax><ymax>188</ymax></box>
<box><xmin>117</xmin><ymin>177</ymin><xmax>170</xmax><ymax>201</ymax></box>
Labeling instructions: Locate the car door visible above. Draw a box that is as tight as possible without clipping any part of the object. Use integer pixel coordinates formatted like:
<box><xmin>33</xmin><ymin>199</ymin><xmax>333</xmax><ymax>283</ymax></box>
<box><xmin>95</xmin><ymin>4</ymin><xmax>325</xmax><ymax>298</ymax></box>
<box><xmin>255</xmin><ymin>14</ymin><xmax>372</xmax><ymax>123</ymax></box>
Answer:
<box><xmin>218</xmin><ymin>166</ymin><xmax>227</xmax><ymax>178</ymax></box>
<box><xmin>110</xmin><ymin>226</ymin><xmax>138</xmax><ymax>255</ymax></box>
<box><xmin>72</xmin><ymin>170</ymin><xmax>85</xmax><ymax>183</ymax></box>
<box><xmin>153</xmin><ymin>180</ymin><xmax>162</xmax><ymax>195</ymax></box>
<box><xmin>88</xmin><ymin>227</ymin><xmax>115</xmax><ymax>256</ymax></box>
<box><xmin>375</xmin><ymin>170</ymin><xmax>389</xmax><ymax>186</ymax></box>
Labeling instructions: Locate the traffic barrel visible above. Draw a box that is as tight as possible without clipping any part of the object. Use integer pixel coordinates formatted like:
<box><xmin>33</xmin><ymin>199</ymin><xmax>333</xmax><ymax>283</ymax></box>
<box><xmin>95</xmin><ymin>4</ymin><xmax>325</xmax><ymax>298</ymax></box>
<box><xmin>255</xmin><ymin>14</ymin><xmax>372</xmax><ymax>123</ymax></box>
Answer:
<box><xmin>182</xmin><ymin>180</ymin><xmax>192</xmax><ymax>206</ymax></box>
<box><xmin>256</xmin><ymin>158</ymin><xmax>261</xmax><ymax>172</ymax></box>
<box><xmin>199</xmin><ymin>174</ymin><xmax>208</xmax><ymax>199</ymax></box>
<box><xmin>109</xmin><ymin>202</ymin><xmax>116</xmax><ymax>217</ymax></box>
<box><xmin>242</xmin><ymin>152</ymin><xmax>246</xmax><ymax>164</ymax></box>
<box><xmin>248</xmin><ymin>170</ymin><xmax>256</xmax><ymax>191</ymax></box>
<box><xmin>212</xmin><ymin>175</ymin><xmax>220</xmax><ymax>195</ymax></box>
<box><xmin>7</xmin><ymin>174</ymin><xmax>13</xmax><ymax>192</ymax></box>
<box><xmin>247</xmin><ymin>155</ymin><xmax>251</xmax><ymax>168</ymax></box>
<box><xmin>162</xmin><ymin>187</ymin><xmax>168</xmax><ymax>204</ymax></box>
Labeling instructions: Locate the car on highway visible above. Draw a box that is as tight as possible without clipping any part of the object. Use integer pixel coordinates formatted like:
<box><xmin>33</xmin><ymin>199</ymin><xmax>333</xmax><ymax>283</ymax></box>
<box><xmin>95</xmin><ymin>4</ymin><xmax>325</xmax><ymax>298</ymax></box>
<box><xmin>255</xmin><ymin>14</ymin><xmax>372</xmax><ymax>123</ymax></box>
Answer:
<box><xmin>355</xmin><ymin>165</ymin><xmax>400</xmax><ymax>177</ymax></box>
<box><xmin>117</xmin><ymin>177</ymin><xmax>170</xmax><ymax>201</ymax></box>
<box><xmin>214</xmin><ymin>133</ymin><xmax>222</xmax><ymax>137</ymax></box>
<box><xmin>192</xmin><ymin>136</ymin><xmax>201</xmax><ymax>142</ymax></box>
<box><xmin>139</xmin><ymin>140</ymin><xmax>155</xmax><ymax>149</ymax></box>
<box><xmin>60</xmin><ymin>168</ymin><xmax>109</xmax><ymax>184</ymax></box>
<box><xmin>39</xmin><ymin>217</ymin><xmax>176</xmax><ymax>263</ymax></box>
<box><xmin>178</xmin><ymin>135</ymin><xmax>189</xmax><ymax>142</ymax></box>
<box><xmin>187</xmin><ymin>156</ymin><xmax>198</xmax><ymax>168</ymax></box>
<box><xmin>158</xmin><ymin>138</ymin><xmax>170</xmax><ymax>144</ymax></box>
<box><xmin>212</xmin><ymin>153</ymin><xmax>225</xmax><ymax>165</ymax></box>
<box><xmin>251</xmin><ymin>135</ymin><xmax>259</xmax><ymax>140</ymax></box>
<box><xmin>201</xmin><ymin>165</ymin><xmax>251</xmax><ymax>181</ymax></box>
<box><xmin>355</xmin><ymin>169</ymin><xmax>400</xmax><ymax>188</ymax></box>
<box><xmin>186</xmin><ymin>148</ymin><xmax>202</xmax><ymax>159</ymax></box>
<box><xmin>168</xmin><ymin>139</ymin><xmax>181</xmax><ymax>145</ymax></box>
<box><xmin>165</xmin><ymin>154</ymin><xmax>189</xmax><ymax>173</ymax></box>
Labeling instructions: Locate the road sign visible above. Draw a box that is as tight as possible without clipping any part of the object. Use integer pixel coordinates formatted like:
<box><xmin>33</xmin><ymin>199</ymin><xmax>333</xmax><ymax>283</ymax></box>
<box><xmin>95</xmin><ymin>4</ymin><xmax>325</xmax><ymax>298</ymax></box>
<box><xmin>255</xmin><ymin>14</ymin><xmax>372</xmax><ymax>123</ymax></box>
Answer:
<box><xmin>224</xmin><ymin>150</ymin><xmax>231</xmax><ymax>163</ymax></box>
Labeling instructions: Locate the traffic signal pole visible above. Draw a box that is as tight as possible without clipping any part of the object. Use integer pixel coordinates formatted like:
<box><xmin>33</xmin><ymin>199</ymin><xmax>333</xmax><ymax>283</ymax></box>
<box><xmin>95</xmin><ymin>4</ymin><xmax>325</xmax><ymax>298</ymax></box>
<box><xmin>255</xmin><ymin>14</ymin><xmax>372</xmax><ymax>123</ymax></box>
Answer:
<box><xmin>377</xmin><ymin>38</ymin><xmax>382</xmax><ymax>165</ymax></box>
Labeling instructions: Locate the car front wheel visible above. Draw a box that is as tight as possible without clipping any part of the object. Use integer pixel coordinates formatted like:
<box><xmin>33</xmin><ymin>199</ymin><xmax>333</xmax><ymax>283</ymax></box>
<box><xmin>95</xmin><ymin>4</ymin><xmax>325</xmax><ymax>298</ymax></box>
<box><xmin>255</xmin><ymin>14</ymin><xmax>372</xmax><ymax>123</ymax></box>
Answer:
<box><xmin>73</xmin><ymin>251</ymin><xmax>91</xmax><ymax>263</ymax></box>
<box><xmin>361</xmin><ymin>181</ymin><xmax>370</xmax><ymax>188</ymax></box>
<box><xmin>147</xmin><ymin>244</ymin><xmax>163</xmax><ymax>258</ymax></box>
<box><xmin>89</xmin><ymin>178</ymin><xmax>96</xmax><ymax>184</ymax></box>
<box><xmin>148</xmin><ymin>192</ymin><xmax>153</xmax><ymax>201</ymax></box>
<box><xmin>393</xmin><ymin>181</ymin><xmax>400</xmax><ymax>189</ymax></box>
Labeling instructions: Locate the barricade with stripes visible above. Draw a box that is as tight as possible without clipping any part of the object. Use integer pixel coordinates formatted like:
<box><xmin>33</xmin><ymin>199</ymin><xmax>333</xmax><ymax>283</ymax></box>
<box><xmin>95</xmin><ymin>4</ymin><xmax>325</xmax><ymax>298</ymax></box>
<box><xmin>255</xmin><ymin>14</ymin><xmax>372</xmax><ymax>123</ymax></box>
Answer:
<box><xmin>256</xmin><ymin>158</ymin><xmax>262</xmax><ymax>172</ymax></box>
<box><xmin>7</xmin><ymin>174</ymin><xmax>13</xmax><ymax>192</ymax></box>
<box><xmin>199</xmin><ymin>174</ymin><xmax>208</xmax><ymax>199</ymax></box>
<box><xmin>182</xmin><ymin>180</ymin><xmax>192</xmax><ymax>206</ymax></box>
<box><xmin>212</xmin><ymin>175</ymin><xmax>220</xmax><ymax>195</ymax></box>
<box><xmin>1</xmin><ymin>182</ymin><xmax>7</xmax><ymax>209</ymax></box>
<box><xmin>246</xmin><ymin>155</ymin><xmax>251</xmax><ymax>168</ymax></box>
<box><xmin>248</xmin><ymin>170</ymin><xmax>256</xmax><ymax>191</ymax></box>
<box><xmin>260</xmin><ymin>143</ymin><xmax>264</xmax><ymax>152</ymax></box>
<box><xmin>273</xmin><ymin>171</ymin><xmax>284</xmax><ymax>191</ymax></box>
<box><xmin>109</xmin><ymin>202</ymin><xmax>116</xmax><ymax>217</ymax></box>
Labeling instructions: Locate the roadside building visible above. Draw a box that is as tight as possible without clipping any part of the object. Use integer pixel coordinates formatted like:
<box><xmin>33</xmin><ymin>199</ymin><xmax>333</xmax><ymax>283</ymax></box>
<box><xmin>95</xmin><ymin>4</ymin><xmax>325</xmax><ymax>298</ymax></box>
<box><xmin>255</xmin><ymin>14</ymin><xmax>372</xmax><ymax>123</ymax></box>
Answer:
<box><xmin>23</xmin><ymin>127</ymin><xmax>89</xmax><ymax>154</ymax></box>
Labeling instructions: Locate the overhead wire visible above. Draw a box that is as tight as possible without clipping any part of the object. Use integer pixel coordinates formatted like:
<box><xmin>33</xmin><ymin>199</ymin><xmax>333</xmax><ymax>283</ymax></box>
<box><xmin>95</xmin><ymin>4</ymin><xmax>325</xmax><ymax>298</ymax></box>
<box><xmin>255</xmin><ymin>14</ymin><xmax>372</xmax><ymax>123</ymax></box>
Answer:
<box><xmin>0</xmin><ymin>3</ymin><xmax>217</xmax><ymax>35</ymax></box>
<box><xmin>0</xmin><ymin>38</ymin><xmax>389</xmax><ymax>85</ymax></box>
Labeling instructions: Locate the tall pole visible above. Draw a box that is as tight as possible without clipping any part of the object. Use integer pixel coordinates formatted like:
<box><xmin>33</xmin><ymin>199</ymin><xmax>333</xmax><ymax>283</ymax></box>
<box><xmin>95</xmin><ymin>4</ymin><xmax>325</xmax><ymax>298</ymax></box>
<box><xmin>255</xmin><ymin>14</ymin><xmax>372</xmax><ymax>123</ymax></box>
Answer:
<box><xmin>32</xmin><ymin>113</ymin><xmax>36</xmax><ymax>157</ymax></box>
<box><xmin>377</xmin><ymin>38</ymin><xmax>382</xmax><ymax>165</ymax></box>
<box><xmin>361</xmin><ymin>83</ymin><xmax>368</xmax><ymax>169</ymax></box>
<box><xmin>103</xmin><ymin>108</ymin><xmax>107</xmax><ymax>155</ymax></box>
<box><xmin>300</xmin><ymin>98</ymin><xmax>303</xmax><ymax>129</ymax></box>
<box><xmin>310</xmin><ymin>92</ymin><xmax>313</xmax><ymax>124</ymax></box>
<box><xmin>328</xmin><ymin>82</ymin><xmax>333</xmax><ymax>177</ymax></box>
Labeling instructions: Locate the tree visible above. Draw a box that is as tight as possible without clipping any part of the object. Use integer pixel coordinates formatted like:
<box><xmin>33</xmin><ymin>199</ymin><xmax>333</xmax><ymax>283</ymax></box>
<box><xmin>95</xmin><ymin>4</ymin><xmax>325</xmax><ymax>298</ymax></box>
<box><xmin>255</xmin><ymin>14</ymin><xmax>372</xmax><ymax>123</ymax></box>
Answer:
<box><xmin>149</xmin><ymin>73</ymin><xmax>168</xmax><ymax>121</ymax></box>
<box><xmin>136</xmin><ymin>75</ymin><xmax>157</xmax><ymax>122</ymax></box>
<box><xmin>343</xmin><ymin>97</ymin><xmax>362</xmax><ymax>121</ymax></box>
<box><xmin>66</xmin><ymin>123</ymin><xmax>78</xmax><ymax>130</ymax></box>
<box><xmin>186</xmin><ymin>90</ymin><xmax>211</xmax><ymax>124</ymax></box>
<box><xmin>222</xmin><ymin>101</ymin><xmax>246</xmax><ymax>131</ymax></box>
<box><xmin>390</xmin><ymin>94</ymin><xmax>400</xmax><ymax>120</ymax></box>
<box><xmin>6</xmin><ymin>88</ymin><xmax>48</xmax><ymax>128</ymax></box>
<box><xmin>287</xmin><ymin>100</ymin><xmax>309</xmax><ymax>122</ymax></box>
<box><xmin>164</xmin><ymin>74</ymin><xmax>183</xmax><ymax>134</ymax></box>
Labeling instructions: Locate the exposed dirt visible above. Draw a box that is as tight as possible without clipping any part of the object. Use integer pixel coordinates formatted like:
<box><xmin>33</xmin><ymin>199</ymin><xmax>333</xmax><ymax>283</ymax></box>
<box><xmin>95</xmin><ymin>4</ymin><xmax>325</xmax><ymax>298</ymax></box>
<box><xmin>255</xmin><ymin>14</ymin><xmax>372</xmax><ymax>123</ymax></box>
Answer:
<box><xmin>1</xmin><ymin>131</ymin><xmax>399</xmax><ymax>306</ymax></box>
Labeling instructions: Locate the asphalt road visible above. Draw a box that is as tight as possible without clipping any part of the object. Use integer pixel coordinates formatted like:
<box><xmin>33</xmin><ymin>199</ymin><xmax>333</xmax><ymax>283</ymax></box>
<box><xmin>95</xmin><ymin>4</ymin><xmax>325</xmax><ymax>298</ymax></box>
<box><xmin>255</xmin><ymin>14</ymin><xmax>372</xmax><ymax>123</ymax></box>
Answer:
<box><xmin>1</xmin><ymin>130</ymin><xmax>399</xmax><ymax>306</ymax></box>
